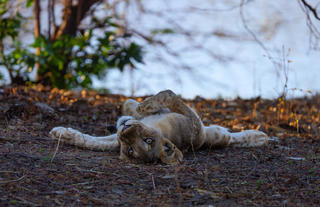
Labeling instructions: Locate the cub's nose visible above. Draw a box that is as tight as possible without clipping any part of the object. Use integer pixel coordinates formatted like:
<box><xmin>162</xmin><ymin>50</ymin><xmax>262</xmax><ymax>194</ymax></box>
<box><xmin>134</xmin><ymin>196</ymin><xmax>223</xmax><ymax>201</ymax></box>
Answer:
<box><xmin>116</xmin><ymin>116</ymin><xmax>134</xmax><ymax>129</ymax></box>
<box><xmin>116</xmin><ymin>116</ymin><xmax>136</xmax><ymax>133</ymax></box>
<box><xmin>121</xmin><ymin>123</ymin><xmax>131</xmax><ymax>132</ymax></box>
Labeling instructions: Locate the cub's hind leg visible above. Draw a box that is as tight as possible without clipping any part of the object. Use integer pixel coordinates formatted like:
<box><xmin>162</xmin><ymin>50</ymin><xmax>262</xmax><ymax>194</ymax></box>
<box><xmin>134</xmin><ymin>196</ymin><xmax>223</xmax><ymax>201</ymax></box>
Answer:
<box><xmin>122</xmin><ymin>99</ymin><xmax>142</xmax><ymax>119</ymax></box>
<box><xmin>204</xmin><ymin>125</ymin><xmax>268</xmax><ymax>147</ymax></box>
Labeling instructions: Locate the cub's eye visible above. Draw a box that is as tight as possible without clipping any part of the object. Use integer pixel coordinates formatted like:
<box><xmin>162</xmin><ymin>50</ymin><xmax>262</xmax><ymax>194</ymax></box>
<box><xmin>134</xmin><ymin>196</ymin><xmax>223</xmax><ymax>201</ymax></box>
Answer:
<box><xmin>128</xmin><ymin>147</ymin><xmax>134</xmax><ymax>156</ymax></box>
<box><xmin>144</xmin><ymin>138</ymin><xmax>153</xmax><ymax>144</ymax></box>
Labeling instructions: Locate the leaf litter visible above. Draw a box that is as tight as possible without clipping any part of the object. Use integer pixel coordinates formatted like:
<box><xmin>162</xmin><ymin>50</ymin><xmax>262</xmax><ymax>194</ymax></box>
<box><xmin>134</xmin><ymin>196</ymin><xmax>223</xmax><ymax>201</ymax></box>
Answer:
<box><xmin>0</xmin><ymin>86</ymin><xmax>319</xmax><ymax>206</ymax></box>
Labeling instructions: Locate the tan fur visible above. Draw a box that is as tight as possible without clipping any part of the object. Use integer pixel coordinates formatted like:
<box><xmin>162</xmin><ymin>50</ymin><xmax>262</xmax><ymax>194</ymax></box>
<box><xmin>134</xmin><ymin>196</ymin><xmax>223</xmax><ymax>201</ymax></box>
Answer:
<box><xmin>50</xmin><ymin>90</ymin><xmax>268</xmax><ymax>164</ymax></box>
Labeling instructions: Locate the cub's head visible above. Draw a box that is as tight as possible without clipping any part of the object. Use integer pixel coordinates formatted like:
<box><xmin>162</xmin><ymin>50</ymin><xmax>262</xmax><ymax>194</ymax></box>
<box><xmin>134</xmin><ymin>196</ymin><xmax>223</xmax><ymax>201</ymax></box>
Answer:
<box><xmin>116</xmin><ymin>116</ymin><xmax>183</xmax><ymax>164</ymax></box>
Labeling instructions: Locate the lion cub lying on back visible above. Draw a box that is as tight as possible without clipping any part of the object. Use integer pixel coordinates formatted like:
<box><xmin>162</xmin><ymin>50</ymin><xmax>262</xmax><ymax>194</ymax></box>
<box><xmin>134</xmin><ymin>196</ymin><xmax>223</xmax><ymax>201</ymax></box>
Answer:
<box><xmin>50</xmin><ymin>90</ymin><xmax>268</xmax><ymax>164</ymax></box>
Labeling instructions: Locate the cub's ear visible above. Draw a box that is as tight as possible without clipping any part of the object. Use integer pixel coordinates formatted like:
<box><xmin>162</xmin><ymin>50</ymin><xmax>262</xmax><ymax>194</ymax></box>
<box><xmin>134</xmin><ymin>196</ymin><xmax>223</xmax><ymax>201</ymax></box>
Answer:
<box><xmin>159</xmin><ymin>138</ymin><xmax>183</xmax><ymax>164</ymax></box>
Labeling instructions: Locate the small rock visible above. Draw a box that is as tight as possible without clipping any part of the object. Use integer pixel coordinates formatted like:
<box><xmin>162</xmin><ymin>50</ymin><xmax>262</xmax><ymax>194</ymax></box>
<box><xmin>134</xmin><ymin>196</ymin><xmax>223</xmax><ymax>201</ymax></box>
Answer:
<box><xmin>162</xmin><ymin>175</ymin><xmax>175</xmax><ymax>179</ymax></box>
<box><xmin>112</xmin><ymin>188</ymin><xmax>124</xmax><ymax>194</ymax></box>
<box><xmin>35</xmin><ymin>102</ymin><xmax>58</xmax><ymax>118</ymax></box>
<box><xmin>32</xmin><ymin>122</ymin><xmax>46</xmax><ymax>129</ymax></box>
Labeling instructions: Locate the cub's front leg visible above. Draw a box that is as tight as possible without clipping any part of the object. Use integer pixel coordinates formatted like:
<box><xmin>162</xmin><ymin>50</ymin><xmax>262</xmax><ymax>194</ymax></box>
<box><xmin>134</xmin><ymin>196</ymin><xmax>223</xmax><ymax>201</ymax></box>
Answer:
<box><xmin>122</xmin><ymin>99</ymin><xmax>143</xmax><ymax>119</ymax></box>
<box><xmin>50</xmin><ymin>127</ymin><xmax>119</xmax><ymax>151</ymax></box>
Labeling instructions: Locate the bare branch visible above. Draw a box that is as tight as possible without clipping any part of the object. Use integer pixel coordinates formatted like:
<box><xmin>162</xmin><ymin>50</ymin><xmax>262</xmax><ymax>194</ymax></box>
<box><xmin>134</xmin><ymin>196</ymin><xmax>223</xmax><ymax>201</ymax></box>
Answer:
<box><xmin>239</xmin><ymin>0</ymin><xmax>279</xmax><ymax>70</ymax></box>
<box><xmin>300</xmin><ymin>0</ymin><xmax>320</xmax><ymax>21</ymax></box>
<box><xmin>298</xmin><ymin>0</ymin><xmax>320</xmax><ymax>49</ymax></box>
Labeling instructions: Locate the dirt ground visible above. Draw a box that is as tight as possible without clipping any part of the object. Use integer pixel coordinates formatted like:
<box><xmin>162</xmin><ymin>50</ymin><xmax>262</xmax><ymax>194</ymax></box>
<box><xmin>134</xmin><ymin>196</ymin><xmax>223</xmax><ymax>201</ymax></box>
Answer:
<box><xmin>0</xmin><ymin>85</ymin><xmax>319</xmax><ymax>206</ymax></box>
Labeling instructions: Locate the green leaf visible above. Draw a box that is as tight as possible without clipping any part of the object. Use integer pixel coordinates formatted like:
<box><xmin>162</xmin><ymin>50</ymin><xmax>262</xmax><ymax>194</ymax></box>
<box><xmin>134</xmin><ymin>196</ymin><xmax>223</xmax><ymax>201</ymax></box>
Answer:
<box><xmin>57</xmin><ymin>60</ymin><xmax>64</xmax><ymax>70</ymax></box>
<box><xmin>0</xmin><ymin>0</ymin><xmax>8</xmax><ymax>15</ymax></box>
<box><xmin>13</xmin><ymin>52</ymin><xmax>22</xmax><ymax>60</ymax></box>
<box><xmin>26</xmin><ymin>0</ymin><xmax>33</xmax><ymax>8</ymax></box>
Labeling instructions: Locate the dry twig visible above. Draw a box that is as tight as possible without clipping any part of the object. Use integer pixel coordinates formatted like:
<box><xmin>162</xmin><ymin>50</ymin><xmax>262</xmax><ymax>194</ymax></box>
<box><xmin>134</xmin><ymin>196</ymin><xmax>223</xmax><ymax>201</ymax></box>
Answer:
<box><xmin>0</xmin><ymin>174</ymin><xmax>26</xmax><ymax>184</ymax></box>
<box><xmin>151</xmin><ymin>174</ymin><xmax>156</xmax><ymax>190</ymax></box>
<box><xmin>51</xmin><ymin>133</ymin><xmax>62</xmax><ymax>162</ymax></box>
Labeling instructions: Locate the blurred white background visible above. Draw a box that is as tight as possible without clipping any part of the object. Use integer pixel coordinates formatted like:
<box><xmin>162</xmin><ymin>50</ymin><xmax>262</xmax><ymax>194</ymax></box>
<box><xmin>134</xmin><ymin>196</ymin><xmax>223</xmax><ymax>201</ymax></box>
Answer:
<box><xmin>93</xmin><ymin>0</ymin><xmax>320</xmax><ymax>99</ymax></box>
<box><xmin>1</xmin><ymin>0</ymin><xmax>319</xmax><ymax>99</ymax></box>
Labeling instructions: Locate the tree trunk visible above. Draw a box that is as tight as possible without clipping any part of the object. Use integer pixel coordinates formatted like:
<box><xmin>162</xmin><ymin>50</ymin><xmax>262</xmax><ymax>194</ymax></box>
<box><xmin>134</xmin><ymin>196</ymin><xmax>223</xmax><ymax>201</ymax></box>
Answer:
<box><xmin>55</xmin><ymin>0</ymin><xmax>101</xmax><ymax>39</ymax></box>
<box><xmin>34</xmin><ymin>0</ymin><xmax>41</xmax><ymax>82</ymax></box>
<box><xmin>34</xmin><ymin>0</ymin><xmax>101</xmax><ymax>87</ymax></box>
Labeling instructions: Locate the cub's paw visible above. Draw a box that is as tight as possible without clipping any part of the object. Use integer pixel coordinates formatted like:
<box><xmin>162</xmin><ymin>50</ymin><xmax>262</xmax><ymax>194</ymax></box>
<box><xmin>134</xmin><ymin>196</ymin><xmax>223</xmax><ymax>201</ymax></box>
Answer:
<box><xmin>248</xmin><ymin>130</ymin><xmax>268</xmax><ymax>147</ymax></box>
<box><xmin>50</xmin><ymin>127</ymin><xmax>68</xmax><ymax>139</ymax></box>
<box><xmin>49</xmin><ymin>127</ymin><xmax>80</xmax><ymax>142</ymax></box>
<box><xmin>158</xmin><ymin>90</ymin><xmax>176</xmax><ymax>97</ymax></box>
<box><xmin>137</xmin><ymin>90</ymin><xmax>178</xmax><ymax>115</ymax></box>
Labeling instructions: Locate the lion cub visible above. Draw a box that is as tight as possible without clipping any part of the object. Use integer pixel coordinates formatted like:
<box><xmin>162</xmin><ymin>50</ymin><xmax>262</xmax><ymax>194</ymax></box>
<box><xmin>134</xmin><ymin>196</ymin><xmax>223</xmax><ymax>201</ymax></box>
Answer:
<box><xmin>50</xmin><ymin>90</ymin><xmax>268</xmax><ymax>164</ymax></box>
